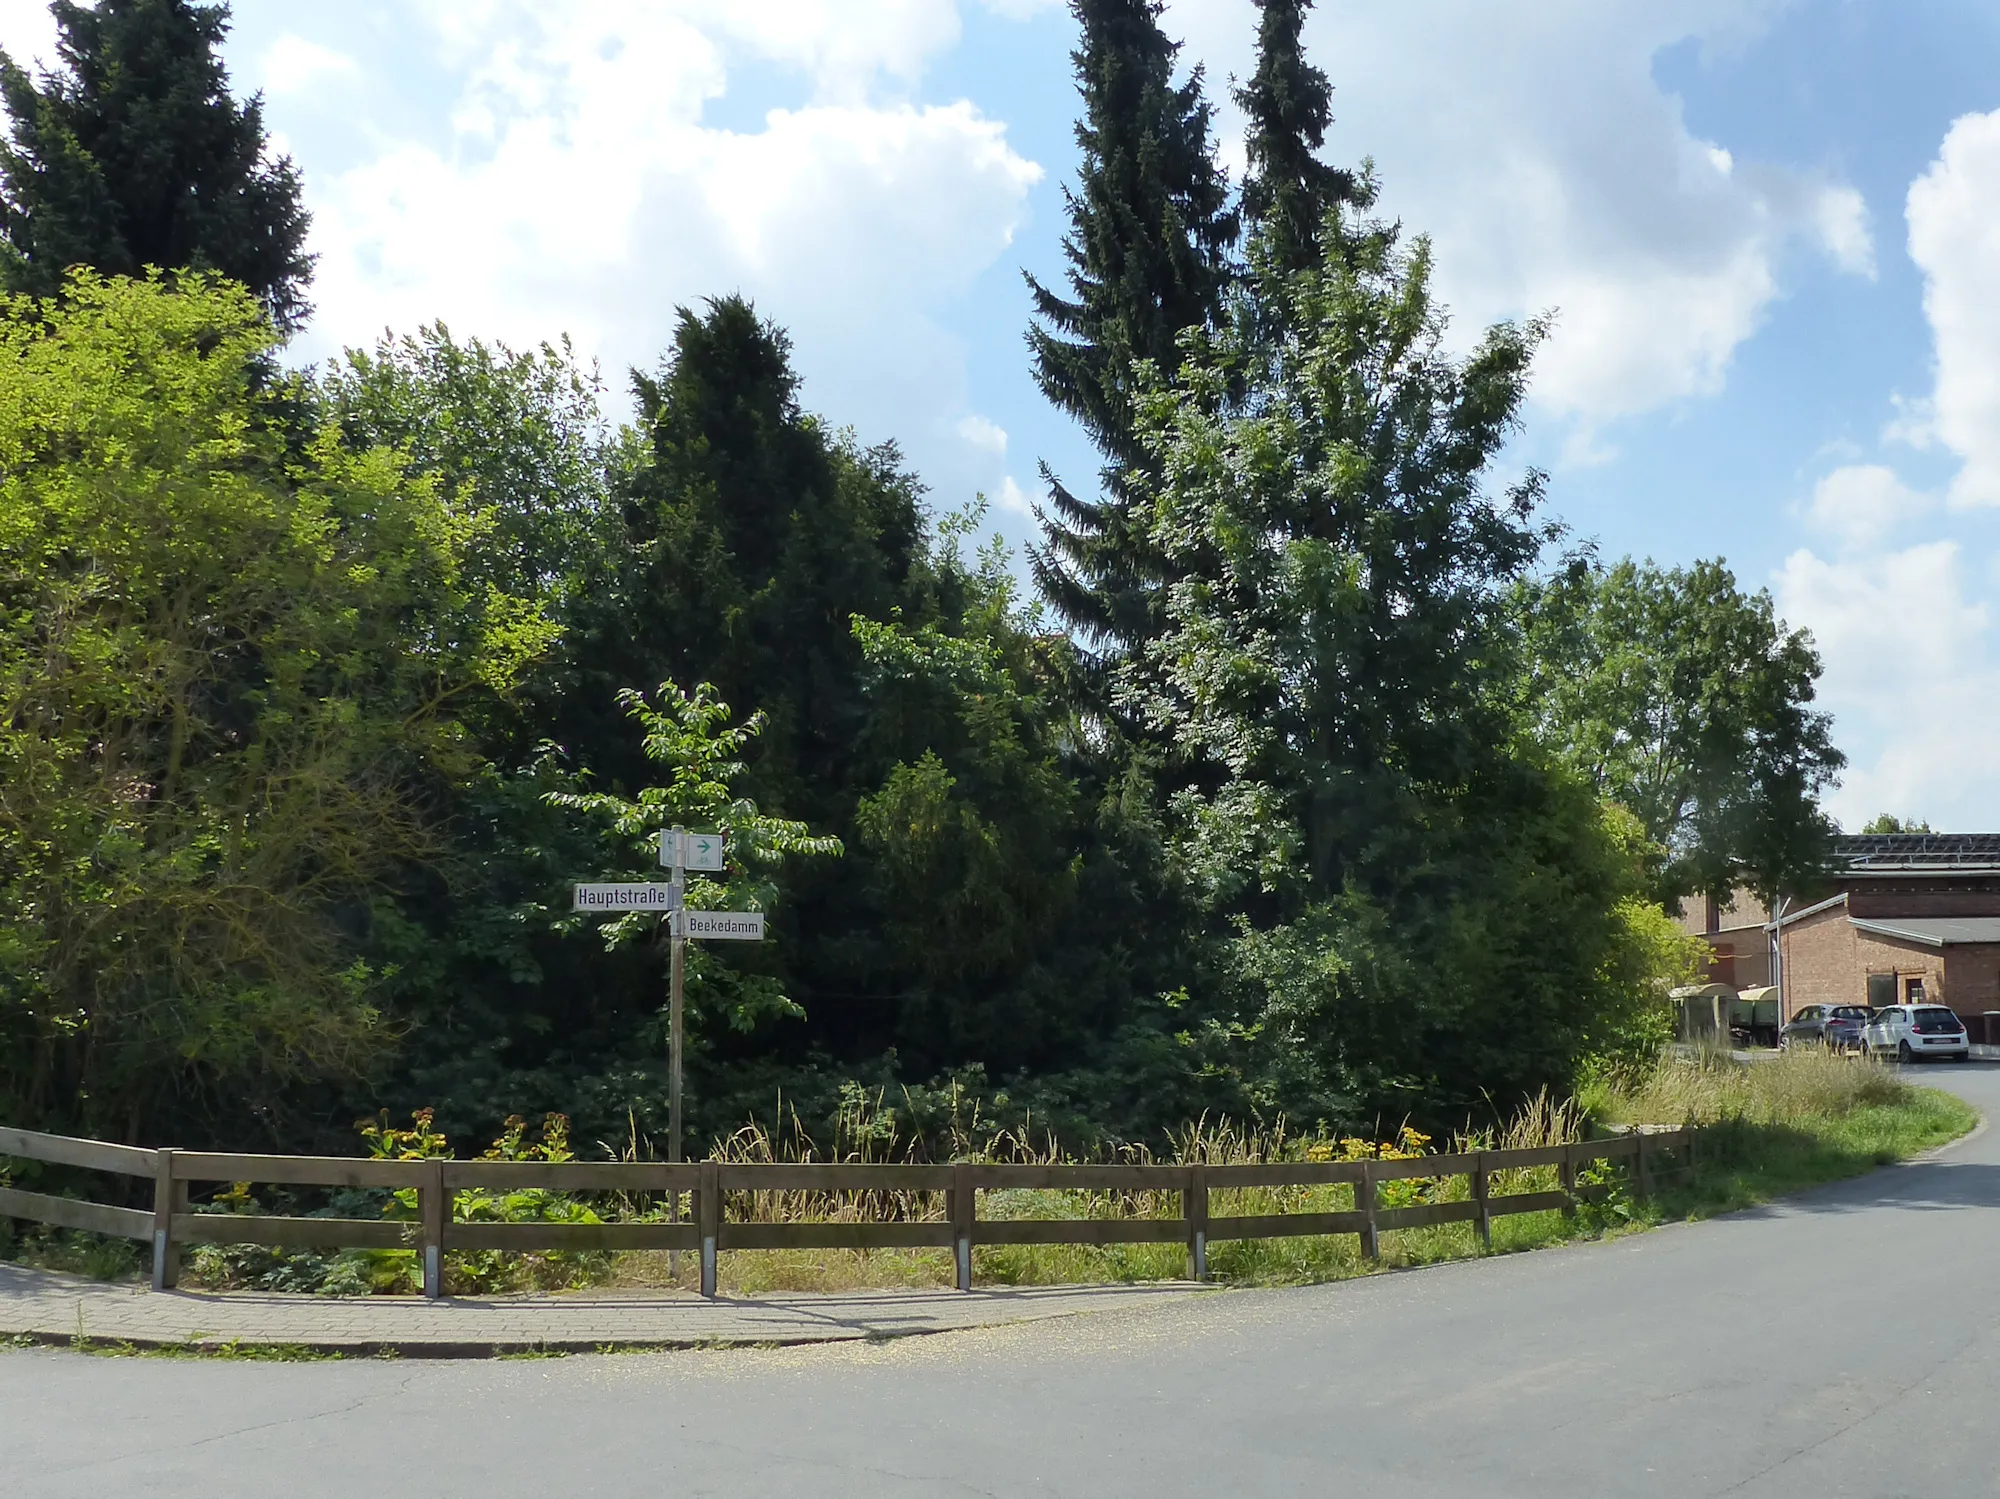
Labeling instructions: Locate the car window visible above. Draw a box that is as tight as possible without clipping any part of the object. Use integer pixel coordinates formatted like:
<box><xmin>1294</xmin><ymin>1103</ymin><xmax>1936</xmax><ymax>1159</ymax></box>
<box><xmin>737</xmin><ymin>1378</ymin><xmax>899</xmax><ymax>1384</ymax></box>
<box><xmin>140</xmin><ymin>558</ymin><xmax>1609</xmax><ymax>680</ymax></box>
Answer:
<box><xmin>1913</xmin><ymin>1007</ymin><xmax>1962</xmax><ymax>1034</ymax></box>
<box><xmin>1830</xmin><ymin>1007</ymin><xmax>1868</xmax><ymax>1021</ymax></box>
<box><xmin>1794</xmin><ymin>1007</ymin><xmax>1819</xmax><ymax>1023</ymax></box>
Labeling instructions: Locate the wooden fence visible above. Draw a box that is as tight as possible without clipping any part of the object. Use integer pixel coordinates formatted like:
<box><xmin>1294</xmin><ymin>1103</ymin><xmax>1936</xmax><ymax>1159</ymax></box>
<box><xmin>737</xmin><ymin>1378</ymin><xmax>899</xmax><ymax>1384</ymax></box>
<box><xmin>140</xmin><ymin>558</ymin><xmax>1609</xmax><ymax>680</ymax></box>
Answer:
<box><xmin>0</xmin><ymin>1123</ymin><xmax>1696</xmax><ymax>1301</ymax></box>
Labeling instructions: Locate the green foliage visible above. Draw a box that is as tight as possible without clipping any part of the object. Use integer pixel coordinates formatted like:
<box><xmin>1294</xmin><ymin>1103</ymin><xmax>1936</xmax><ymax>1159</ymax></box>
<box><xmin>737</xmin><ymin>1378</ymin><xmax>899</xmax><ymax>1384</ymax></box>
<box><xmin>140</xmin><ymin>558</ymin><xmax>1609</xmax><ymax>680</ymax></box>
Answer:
<box><xmin>0</xmin><ymin>272</ymin><xmax>554</xmax><ymax>1141</ymax></box>
<box><xmin>1860</xmin><ymin>814</ymin><xmax>1932</xmax><ymax>835</ymax></box>
<box><xmin>1116</xmin><ymin>194</ymin><xmax>1681</xmax><ymax>1126</ymax></box>
<box><xmin>1027</xmin><ymin>0</ymin><xmax>1238</xmax><ymax>653</ymax></box>
<box><xmin>318</xmin><ymin>324</ymin><xmax>617</xmax><ymax>631</ymax></box>
<box><xmin>1514</xmin><ymin>556</ymin><xmax>1844</xmax><ymax>906</ymax></box>
<box><xmin>0</xmin><ymin>0</ymin><xmax>312</xmax><ymax>330</ymax></box>
<box><xmin>548</xmin><ymin>679</ymin><xmax>841</xmax><ymax>1035</ymax></box>
<box><xmin>1235</xmin><ymin>0</ymin><xmax>1358</xmax><ymax>277</ymax></box>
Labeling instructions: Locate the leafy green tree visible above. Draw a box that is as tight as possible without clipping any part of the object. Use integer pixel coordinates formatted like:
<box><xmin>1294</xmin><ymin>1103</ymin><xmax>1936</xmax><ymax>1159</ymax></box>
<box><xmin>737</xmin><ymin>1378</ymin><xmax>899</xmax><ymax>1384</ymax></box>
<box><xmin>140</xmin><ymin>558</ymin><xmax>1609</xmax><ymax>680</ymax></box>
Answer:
<box><xmin>549</xmin><ymin>682</ymin><xmax>842</xmax><ymax>1065</ymax></box>
<box><xmin>1515</xmin><ymin>557</ymin><xmax>1844</xmax><ymax>906</ymax></box>
<box><xmin>0</xmin><ymin>0</ymin><xmax>312</xmax><ymax>331</ymax></box>
<box><xmin>1027</xmin><ymin>0</ymin><xmax>1237</xmax><ymax>656</ymax></box>
<box><xmin>0</xmin><ymin>272</ymin><xmax>554</xmax><ymax>1142</ymax></box>
<box><xmin>1859</xmin><ymin>814</ymin><xmax>1931</xmax><ymax>835</ymax></box>
<box><xmin>1121</xmin><ymin>197</ymin><xmax>1663</xmax><ymax>1124</ymax></box>
<box><xmin>577</xmin><ymin>296</ymin><xmax>938</xmax><ymax>807</ymax></box>
<box><xmin>319</xmin><ymin>325</ymin><xmax>617</xmax><ymax>624</ymax></box>
<box><xmin>1235</xmin><ymin>0</ymin><xmax>1357</xmax><ymax>277</ymax></box>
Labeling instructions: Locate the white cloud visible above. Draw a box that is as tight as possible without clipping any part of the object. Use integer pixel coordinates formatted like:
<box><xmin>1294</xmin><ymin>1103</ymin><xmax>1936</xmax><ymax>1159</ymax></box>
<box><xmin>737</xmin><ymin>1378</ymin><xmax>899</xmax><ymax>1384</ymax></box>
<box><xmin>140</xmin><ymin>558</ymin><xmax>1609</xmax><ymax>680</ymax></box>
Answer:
<box><xmin>259</xmin><ymin>36</ymin><xmax>359</xmax><ymax>99</ymax></box>
<box><xmin>957</xmin><ymin>414</ymin><xmax>1009</xmax><ymax>455</ymax></box>
<box><xmin>1804</xmin><ymin>465</ymin><xmax>1931</xmax><ymax>550</ymax></box>
<box><xmin>293</xmin><ymin>2</ymin><xmax>1042</xmax><ymax>520</ymax></box>
<box><xmin>1906</xmin><ymin>108</ymin><xmax>2000</xmax><ymax>509</ymax></box>
<box><xmin>1810</xmin><ymin>183</ymin><xmax>1876</xmax><ymax>279</ymax></box>
<box><xmin>0</xmin><ymin>0</ymin><xmax>57</xmax><ymax>69</ymax></box>
<box><xmin>1776</xmin><ymin>541</ymin><xmax>2000</xmax><ymax>830</ymax></box>
<box><xmin>1164</xmin><ymin>0</ymin><xmax>1871</xmax><ymax>438</ymax></box>
<box><xmin>997</xmin><ymin>474</ymin><xmax>1035</xmax><ymax>516</ymax></box>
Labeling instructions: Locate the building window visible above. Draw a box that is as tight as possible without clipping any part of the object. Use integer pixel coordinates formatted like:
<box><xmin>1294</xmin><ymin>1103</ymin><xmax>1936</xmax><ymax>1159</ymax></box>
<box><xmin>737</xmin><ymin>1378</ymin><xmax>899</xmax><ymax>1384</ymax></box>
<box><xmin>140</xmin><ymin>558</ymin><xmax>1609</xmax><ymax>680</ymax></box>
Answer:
<box><xmin>1905</xmin><ymin>976</ymin><xmax>1927</xmax><ymax>1005</ymax></box>
<box><xmin>1867</xmin><ymin>973</ymin><xmax>1897</xmax><ymax>1009</ymax></box>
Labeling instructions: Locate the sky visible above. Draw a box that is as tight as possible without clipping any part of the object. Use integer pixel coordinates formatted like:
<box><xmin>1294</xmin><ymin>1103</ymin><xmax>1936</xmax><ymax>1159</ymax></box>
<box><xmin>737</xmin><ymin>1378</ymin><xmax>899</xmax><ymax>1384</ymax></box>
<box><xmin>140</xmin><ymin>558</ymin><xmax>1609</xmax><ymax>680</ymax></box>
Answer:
<box><xmin>1</xmin><ymin>0</ymin><xmax>1995</xmax><ymax>830</ymax></box>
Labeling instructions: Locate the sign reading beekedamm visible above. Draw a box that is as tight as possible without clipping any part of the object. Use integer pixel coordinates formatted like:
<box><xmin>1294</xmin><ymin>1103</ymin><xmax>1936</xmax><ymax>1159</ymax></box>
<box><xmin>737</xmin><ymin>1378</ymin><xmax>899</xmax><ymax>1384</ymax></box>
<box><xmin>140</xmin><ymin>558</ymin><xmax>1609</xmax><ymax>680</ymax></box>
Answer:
<box><xmin>573</xmin><ymin>883</ymin><xmax>684</xmax><ymax>912</ymax></box>
<box><xmin>680</xmin><ymin>910</ymin><xmax>765</xmax><ymax>941</ymax></box>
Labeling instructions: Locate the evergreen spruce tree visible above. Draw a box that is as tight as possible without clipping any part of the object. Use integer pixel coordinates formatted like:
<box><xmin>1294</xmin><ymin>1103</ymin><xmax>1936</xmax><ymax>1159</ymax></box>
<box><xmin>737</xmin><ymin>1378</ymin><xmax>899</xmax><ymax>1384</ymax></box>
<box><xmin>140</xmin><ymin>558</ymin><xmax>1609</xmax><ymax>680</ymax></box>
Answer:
<box><xmin>1235</xmin><ymin>0</ymin><xmax>1357</xmax><ymax>275</ymax></box>
<box><xmin>1026</xmin><ymin>0</ymin><xmax>1236</xmax><ymax>656</ymax></box>
<box><xmin>0</xmin><ymin>0</ymin><xmax>312</xmax><ymax>331</ymax></box>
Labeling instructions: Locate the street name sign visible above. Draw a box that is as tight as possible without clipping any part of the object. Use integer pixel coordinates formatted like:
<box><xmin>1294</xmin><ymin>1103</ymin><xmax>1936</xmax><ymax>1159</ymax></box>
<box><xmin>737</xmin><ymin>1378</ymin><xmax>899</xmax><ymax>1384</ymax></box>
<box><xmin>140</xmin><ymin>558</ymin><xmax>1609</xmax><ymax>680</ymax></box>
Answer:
<box><xmin>660</xmin><ymin>830</ymin><xmax>725</xmax><ymax>872</ymax></box>
<box><xmin>681</xmin><ymin>910</ymin><xmax>765</xmax><ymax>941</ymax></box>
<box><xmin>574</xmin><ymin>883</ymin><xmax>684</xmax><ymax>912</ymax></box>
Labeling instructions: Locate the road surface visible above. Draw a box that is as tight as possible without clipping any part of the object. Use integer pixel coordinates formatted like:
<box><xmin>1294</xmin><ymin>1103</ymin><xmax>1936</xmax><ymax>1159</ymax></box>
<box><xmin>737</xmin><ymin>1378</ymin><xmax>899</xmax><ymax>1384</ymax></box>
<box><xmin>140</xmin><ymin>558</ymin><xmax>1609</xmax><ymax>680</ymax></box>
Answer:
<box><xmin>8</xmin><ymin>1065</ymin><xmax>2000</xmax><ymax>1498</ymax></box>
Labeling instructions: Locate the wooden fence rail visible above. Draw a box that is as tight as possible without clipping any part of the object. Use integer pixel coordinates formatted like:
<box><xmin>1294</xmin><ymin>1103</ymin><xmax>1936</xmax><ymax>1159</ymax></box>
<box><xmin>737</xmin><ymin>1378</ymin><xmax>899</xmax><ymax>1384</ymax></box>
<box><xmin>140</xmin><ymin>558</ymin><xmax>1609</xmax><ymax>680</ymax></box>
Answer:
<box><xmin>0</xmin><ymin>1123</ymin><xmax>1697</xmax><ymax>1301</ymax></box>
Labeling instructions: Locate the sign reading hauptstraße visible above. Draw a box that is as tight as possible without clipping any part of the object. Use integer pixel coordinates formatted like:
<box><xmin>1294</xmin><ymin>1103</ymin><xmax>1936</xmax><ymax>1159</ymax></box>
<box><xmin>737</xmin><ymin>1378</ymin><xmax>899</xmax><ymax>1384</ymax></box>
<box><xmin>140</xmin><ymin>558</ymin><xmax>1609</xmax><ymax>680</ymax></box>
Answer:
<box><xmin>574</xmin><ymin>883</ymin><xmax>684</xmax><ymax>912</ymax></box>
<box><xmin>680</xmin><ymin>910</ymin><xmax>765</xmax><ymax>941</ymax></box>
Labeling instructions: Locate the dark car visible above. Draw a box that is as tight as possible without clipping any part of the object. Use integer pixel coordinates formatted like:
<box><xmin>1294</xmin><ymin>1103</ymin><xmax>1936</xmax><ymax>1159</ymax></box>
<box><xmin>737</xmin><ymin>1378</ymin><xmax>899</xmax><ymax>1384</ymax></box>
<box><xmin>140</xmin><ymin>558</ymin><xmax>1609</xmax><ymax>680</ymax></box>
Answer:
<box><xmin>1779</xmin><ymin>1003</ymin><xmax>1868</xmax><ymax>1053</ymax></box>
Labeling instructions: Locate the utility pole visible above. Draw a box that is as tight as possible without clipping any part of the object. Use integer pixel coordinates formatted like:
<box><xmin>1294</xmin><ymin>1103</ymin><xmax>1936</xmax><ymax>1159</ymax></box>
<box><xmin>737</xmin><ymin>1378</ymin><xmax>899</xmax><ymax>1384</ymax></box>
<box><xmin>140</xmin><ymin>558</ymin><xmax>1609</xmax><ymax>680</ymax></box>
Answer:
<box><xmin>668</xmin><ymin>825</ymin><xmax>687</xmax><ymax>1166</ymax></box>
<box><xmin>667</xmin><ymin>827</ymin><xmax>687</xmax><ymax>1272</ymax></box>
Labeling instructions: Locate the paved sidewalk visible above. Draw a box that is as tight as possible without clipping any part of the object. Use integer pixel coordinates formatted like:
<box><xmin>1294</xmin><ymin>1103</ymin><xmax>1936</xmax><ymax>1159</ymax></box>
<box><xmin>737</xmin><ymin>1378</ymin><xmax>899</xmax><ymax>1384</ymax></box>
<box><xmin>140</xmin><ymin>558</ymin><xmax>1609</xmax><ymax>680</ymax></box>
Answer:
<box><xmin>0</xmin><ymin>1261</ymin><xmax>1212</xmax><ymax>1355</ymax></box>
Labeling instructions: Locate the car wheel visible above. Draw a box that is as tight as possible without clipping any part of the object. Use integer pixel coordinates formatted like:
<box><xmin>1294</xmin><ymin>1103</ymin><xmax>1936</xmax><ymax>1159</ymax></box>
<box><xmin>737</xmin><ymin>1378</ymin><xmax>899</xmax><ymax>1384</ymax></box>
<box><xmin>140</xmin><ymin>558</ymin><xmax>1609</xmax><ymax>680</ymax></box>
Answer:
<box><xmin>1955</xmin><ymin>1051</ymin><xmax>1970</xmax><ymax>1064</ymax></box>
<box><xmin>1898</xmin><ymin>1040</ymin><xmax>1914</xmax><ymax>1063</ymax></box>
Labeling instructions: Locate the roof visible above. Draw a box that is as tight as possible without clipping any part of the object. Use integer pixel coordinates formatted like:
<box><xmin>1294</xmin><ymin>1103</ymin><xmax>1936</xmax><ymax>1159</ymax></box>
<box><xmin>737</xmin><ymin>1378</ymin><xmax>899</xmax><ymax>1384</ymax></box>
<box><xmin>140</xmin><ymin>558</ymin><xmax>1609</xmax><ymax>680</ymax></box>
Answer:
<box><xmin>1835</xmin><ymin>834</ymin><xmax>2000</xmax><ymax>875</ymax></box>
<box><xmin>1848</xmin><ymin>916</ymin><xmax>2000</xmax><ymax>948</ymax></box>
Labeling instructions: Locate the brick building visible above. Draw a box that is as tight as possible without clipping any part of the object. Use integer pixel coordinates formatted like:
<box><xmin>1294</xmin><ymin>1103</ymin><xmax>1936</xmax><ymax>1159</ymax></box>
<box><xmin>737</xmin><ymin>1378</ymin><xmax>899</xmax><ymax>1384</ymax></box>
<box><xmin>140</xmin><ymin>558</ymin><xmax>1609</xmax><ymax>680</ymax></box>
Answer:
<box><xmin>1767</xmin><ymin>834</ymin><xmax>2000</xmax><ymax>1024</ymax></box>
<box><xmin>1677</xmin><ymin>890</ymin><xmax>1772</xmax><ymax>989</ymax></box>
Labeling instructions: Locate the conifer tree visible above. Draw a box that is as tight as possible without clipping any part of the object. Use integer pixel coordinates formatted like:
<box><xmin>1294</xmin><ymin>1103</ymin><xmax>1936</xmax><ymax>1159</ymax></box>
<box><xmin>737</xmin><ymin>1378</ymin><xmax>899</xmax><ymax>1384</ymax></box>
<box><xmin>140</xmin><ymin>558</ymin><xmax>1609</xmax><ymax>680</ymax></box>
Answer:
<box><xmin>0</xmin><ymin>0</ymin><xmax>312</xmax><ymax>331</ymax></box>
<box><xmin>1235</xmin><ymin>0</ymin><xmax>1357</xmax><ymax>275</ymax></box>
<box><xmin>1026</xmin><ymin>0</ymin><xmax>1236</xmax><ymax>655</ymax></box>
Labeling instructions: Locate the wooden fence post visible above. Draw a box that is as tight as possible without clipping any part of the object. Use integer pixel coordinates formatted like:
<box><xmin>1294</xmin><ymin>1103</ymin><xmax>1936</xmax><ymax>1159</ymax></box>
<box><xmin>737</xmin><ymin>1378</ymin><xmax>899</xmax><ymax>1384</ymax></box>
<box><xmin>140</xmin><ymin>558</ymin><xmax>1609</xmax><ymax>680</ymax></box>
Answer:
<box><xmin>1559</xmin><ymin>1143</ymin><xmax>1578</xmax><ymax>1222</ymax></box>
<box><xmin>1186</xmin><ymin>1163</ymin><xmax>1209</xmax><ymax>1282</ymax></box>
<box><xmin>1471</xmin><ymin>1151</ymin><xmax>1492</xmax><ymax>1250</ymax></box>
<box><xmin>150</xmin><ymin>1149</ymin><xmax>183</xmax><ymax>1292</ymax></box>
<box><xmin>1357</xmin><ymin>1161</ymin><xmax>1378</xmax><ymax>1262</ymax></box>
<box><xmin>698</xmin><ymin>1162</ymin><xmax>719</xmax><ymax>1299</ymax></box>
<box><xmin>421</xmin><ymin>1158</ymin><xmax>447</xmax><ymax>1300</ymax></box>
<box><xmin>951</xmin><ymin>1163</ymin><xmax>974</xmax><ymax>1293</ymax></box>
<box><xmin>1636</xmin><ymin>1131</ymin><xmax>1652</xmax><ymax>1202</ymax></box>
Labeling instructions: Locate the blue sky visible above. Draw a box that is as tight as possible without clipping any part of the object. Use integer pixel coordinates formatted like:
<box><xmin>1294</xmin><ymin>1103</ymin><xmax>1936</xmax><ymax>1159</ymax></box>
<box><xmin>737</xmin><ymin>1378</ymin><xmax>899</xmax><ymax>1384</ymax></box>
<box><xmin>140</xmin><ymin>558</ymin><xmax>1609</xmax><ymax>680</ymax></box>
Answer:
<box><xmin>2</xmin><ymin>0</ymin><xmax>1994</xmax><ymax>830</ymax></box>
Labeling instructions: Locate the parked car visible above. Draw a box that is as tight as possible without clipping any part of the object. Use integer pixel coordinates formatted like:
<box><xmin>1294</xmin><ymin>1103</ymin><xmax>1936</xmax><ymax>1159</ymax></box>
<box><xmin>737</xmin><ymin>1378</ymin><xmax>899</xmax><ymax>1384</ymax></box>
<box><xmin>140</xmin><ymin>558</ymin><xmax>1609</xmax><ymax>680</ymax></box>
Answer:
<box><xmin>1864</xmin><ymin>1004</ymin><xmax>1969</xmax><ymax>1063</ymax></box>
<box><xmin>1779</xmin><ymin>1004</ymin><xmax>1868</xmax><ymax>1053</ymax></box>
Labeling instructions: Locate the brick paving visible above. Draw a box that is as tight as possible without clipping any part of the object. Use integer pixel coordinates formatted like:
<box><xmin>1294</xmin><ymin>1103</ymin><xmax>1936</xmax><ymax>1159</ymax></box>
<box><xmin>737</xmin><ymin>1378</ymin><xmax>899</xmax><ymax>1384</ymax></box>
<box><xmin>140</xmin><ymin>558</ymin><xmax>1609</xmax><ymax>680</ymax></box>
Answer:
<box><xmin>0</xmin><ymin>1261</ymin><xmax>1212</xmax><ymax>1355</ymax></box>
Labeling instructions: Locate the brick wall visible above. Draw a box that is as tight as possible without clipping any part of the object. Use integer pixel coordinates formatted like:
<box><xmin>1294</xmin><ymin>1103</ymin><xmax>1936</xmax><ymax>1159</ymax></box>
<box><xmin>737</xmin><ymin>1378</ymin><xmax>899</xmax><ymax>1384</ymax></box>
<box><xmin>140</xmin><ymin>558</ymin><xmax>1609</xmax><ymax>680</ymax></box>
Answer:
<box><xmin>1778</xmin><ymin>905</ymin><xmax>1943</xmax><ymax>1021</ymax></box>
<box><xmin>1944</xmin><ymin>945</ymin><xmax>2000</xmax><ymax>1017</ymax></box>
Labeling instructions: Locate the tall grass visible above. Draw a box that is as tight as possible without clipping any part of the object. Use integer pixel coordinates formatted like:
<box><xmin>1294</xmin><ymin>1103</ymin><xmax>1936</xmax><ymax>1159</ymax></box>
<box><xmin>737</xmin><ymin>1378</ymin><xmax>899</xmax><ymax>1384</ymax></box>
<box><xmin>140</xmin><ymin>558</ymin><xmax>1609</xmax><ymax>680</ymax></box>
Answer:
<box><xmin>1583</xmin><ymin>1046</ymin><xmax>1976</xmax><ymax>1218</ymax></box>
<box><xmin>616</xmin><ymin>1087</ymin><xmax>1590</xmax><ymax>1295</ymax></box>
<box><xmin>1585</xmin><ymin>1044</ymin><xmax>1913</xmax><ymax>1128</ymax></box>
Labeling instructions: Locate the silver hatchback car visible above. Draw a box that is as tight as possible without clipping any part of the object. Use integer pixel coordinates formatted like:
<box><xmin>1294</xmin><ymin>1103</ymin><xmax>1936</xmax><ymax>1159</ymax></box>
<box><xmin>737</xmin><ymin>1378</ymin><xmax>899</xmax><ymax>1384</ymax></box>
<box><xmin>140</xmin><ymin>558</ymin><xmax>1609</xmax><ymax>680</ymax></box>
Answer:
<box><xmin>1864</xmin><ymin>1004</ymin><xmax>1969</xmax><ymax>1063</ymax></box>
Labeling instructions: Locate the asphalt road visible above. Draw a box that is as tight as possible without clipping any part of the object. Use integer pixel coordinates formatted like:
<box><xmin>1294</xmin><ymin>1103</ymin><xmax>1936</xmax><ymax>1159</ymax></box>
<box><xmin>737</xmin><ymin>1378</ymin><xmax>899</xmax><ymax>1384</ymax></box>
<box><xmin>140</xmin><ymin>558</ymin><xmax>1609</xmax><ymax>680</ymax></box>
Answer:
<box><xmin>10</xmin><ymin>1066</ymin><xmax>2000</xmax><ymax>1499</ymax></box>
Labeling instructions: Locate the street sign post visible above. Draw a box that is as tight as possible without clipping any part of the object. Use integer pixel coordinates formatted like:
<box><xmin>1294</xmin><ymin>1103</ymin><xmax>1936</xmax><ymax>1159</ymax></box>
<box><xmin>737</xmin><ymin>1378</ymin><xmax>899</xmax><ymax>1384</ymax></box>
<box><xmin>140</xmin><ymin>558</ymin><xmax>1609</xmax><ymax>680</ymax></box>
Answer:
<box><xmin>573</xmin><ymin>826</ymin><xmax>767</xmax><ymax>1275</ymax></box>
